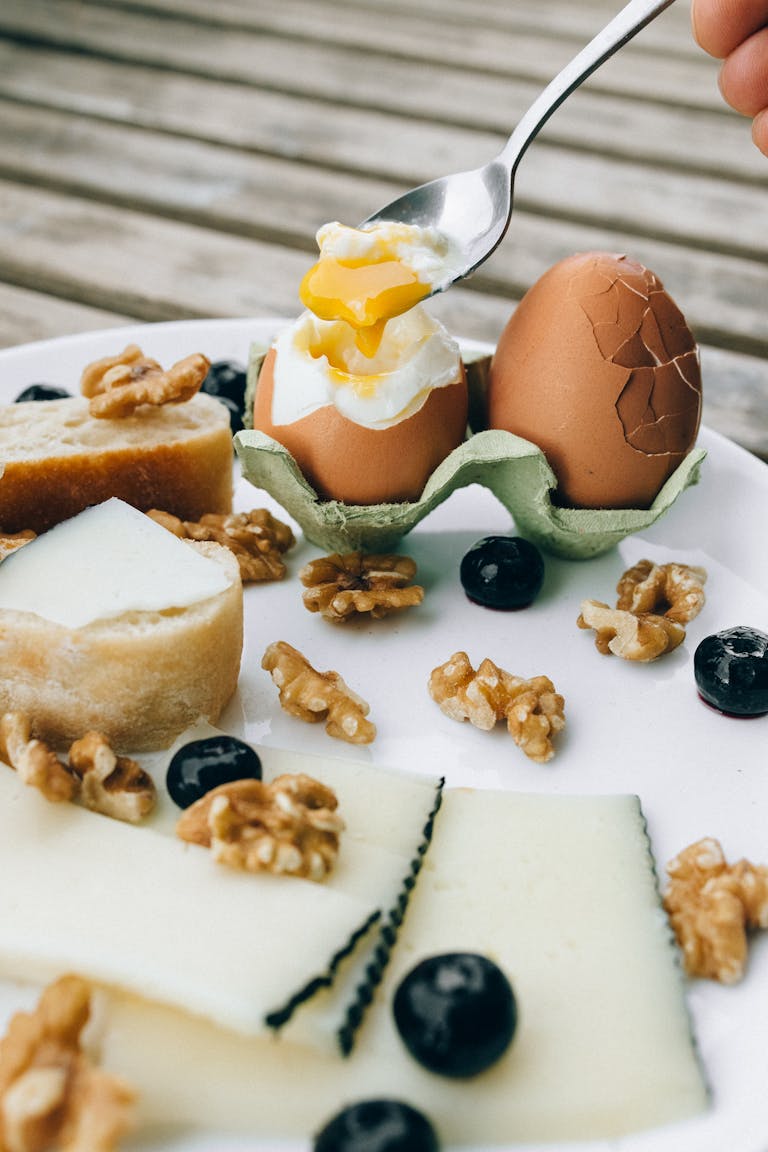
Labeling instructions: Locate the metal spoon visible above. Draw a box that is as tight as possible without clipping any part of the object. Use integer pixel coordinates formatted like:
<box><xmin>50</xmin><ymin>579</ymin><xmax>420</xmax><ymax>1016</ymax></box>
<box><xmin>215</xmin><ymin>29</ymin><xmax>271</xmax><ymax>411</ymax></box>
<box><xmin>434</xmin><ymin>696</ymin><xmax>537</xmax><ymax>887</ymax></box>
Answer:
<box><xmin>362</xmin><ymin>0</ymin><xmax>677</xmax><ymax>291</ymax></box>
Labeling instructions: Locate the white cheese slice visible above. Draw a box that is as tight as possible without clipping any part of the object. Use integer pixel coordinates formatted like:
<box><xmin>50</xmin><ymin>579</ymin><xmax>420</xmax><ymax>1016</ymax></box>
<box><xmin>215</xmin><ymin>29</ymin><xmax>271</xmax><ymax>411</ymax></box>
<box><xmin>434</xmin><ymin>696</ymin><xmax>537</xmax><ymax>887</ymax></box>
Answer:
<box><xmin>0</xmin><ymin>498</ymin><xmax>231</xmax><ymax>627</ymax></box>
<box><xmin>0</xmin><ymin>749</ymin><xmax>440</xmax><ymax>1047</ymax></box>
<box><xmin>95</xmin><ymin>788</ymin><xmax>707</xmax><ymax>1146</ymax></box>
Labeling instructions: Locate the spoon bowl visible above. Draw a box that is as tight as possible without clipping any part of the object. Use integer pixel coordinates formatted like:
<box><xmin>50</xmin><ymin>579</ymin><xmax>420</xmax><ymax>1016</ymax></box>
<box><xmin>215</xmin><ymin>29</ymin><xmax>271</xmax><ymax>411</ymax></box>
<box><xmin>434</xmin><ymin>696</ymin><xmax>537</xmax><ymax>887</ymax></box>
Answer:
<box><xmin>363</xmin><ymin>0</ymin><xmax>677</xmax><ymax>290</ymax></box>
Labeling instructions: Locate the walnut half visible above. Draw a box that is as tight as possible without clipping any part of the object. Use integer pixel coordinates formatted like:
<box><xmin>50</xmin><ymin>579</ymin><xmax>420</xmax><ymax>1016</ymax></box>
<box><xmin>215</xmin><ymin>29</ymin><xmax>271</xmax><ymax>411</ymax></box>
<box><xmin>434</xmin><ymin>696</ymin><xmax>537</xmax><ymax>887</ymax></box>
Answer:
<box><xmin>81</xmin><ymin>344</ymin><xmax>209</xmax><ymax>418</ymax></box>
<box><xmin>177</xmin><ymin>774</ymin><xmax>344</xmax><ymax>882</ymax></box>
<box><xmin>0</xmin><ymin>713</ymin><xmax>156</xmax><ymax>823</ymax></box>
<box><xmin>577</xmin><ymin>599</ymin><xmax>685</xmax><ymax>661</ymax></box>
<box><xmin>0</xmin><ymin>713</ymin><xmax>76</xmax><ymax>803</ymax></box>
<box><xmin>148</xmin><ymin>508</ymin><xmax>294</xmax><ymax>582</ymax></box>
<box><xmin>616</xmin><ymin>559</ymin><xmax>707</xmax><ymax>624</ymax></box>
<box><xmin>578</xmin><ymin>558</ymin><xmax>706</xmax><ymax>661</ymax></box>
<box><xmin>428</xmin><ymin>651</ymin><xmax>565</xmax><ymax>763</ymax></box>
<box><xmin>299</xmin><ymin>552</ymin><xmax>424</xmax><ymax>622</ymax></box>
<box><xmin>0</xmin><ymin>975</ymin><xmax>135</xmax><ymax>1152</ymax></box>
<box><xmin>69</xmin><ymin>732</ymin><xmax>156</xmax><ymax>824</ymax></box>
<box><xmin>262</xmin><ymin>641</ymin><xmax>376</xmax><ymax>744</ymax></box>
<box><xmin>664</xmin><ymin>837</ymin><xmax>768</xmax><ymax>983</ymax></box>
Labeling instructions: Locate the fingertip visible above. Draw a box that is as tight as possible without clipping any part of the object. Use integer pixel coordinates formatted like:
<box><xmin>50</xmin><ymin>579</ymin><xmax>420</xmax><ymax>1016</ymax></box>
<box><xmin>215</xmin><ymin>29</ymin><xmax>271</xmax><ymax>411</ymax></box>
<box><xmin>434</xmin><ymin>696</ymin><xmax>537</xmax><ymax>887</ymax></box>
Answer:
<box><xmin>690</xmin><ymin>0</ymin><xmax>768</xmax><ymax>59</ymax></box>
<box><xmin>719</xmin><ymin>27</ymin><xmax>768</xmax><ymax>116</ymax></box>
<box><xmin>753</xmin><ymin>108</ymin><xmax>768</xmax><ymax>155</ymax></box>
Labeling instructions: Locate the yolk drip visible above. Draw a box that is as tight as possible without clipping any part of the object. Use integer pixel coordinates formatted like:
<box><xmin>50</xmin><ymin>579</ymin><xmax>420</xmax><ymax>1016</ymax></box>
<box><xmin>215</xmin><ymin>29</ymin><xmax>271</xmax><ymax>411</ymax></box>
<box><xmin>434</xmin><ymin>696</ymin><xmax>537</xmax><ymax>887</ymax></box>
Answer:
<box><xmin>300</xmin><ymin>256</ymin><xmax>430</xmax><ymax>357</ymax></box>
<box><xmin>306</xmin><ymin>328</ymin><xmax>387</xmax><ymax>399</ymax></box>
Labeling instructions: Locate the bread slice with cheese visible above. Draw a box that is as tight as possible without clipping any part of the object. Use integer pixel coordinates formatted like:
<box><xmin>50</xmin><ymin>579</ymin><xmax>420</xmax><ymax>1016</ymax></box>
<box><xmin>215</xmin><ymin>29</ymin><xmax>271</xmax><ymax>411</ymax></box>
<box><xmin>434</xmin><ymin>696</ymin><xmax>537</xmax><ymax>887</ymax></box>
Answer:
<box><xmin>0</xmin><ymin>500</ymin><xmax>243</xmax><ymax>751</ymax></box>
<box><xmin>0</xmin><ymin>392</ymin><xmax>233</xmax><ymax>534</ymax></box>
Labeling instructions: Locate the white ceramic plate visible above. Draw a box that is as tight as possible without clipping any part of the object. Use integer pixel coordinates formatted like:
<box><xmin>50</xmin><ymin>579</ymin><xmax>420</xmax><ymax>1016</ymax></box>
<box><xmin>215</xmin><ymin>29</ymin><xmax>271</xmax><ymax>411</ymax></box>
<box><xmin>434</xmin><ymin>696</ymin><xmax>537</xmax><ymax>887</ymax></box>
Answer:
<box><xmin>0</xmin><ymin>318</ymin><xmax>767</xmax><ymax>1152</ymax></box>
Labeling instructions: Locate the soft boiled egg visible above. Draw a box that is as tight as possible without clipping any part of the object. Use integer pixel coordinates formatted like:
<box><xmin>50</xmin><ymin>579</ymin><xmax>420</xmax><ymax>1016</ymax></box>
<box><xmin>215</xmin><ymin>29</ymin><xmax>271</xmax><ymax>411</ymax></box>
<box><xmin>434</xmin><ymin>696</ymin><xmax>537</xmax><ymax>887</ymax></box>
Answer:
<box><xmin>253</xmin><ymin>306</ymin><xmax>467</xmax><ymax>505</ymax></box>
<box><xmin>252</xmin><ymin>221</ymin><xmax>468</xmax><ymax>505</ymax></box>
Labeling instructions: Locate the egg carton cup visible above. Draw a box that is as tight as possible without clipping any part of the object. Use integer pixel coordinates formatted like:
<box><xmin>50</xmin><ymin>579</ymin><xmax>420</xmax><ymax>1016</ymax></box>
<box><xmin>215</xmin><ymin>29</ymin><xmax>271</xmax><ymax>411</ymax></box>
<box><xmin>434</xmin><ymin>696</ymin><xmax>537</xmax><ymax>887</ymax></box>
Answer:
<box><xmin>237</xmin><ymin>343</ymin><xmax>705</xmax><ymax>560</ymax></box>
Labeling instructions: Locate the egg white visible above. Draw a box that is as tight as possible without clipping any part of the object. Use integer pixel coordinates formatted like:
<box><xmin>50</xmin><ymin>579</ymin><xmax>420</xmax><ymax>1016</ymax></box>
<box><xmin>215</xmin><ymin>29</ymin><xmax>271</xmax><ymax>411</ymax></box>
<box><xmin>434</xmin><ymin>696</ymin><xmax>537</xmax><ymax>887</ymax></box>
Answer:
<box><xmin>271</xmin><ymin>307</ymin><xmax>461</xmax><ymax>431</ymax></box>
<box><xmin>314</xmin><ymin>220</ymin><xmax>462</xmax><ymax>295</ymax></box>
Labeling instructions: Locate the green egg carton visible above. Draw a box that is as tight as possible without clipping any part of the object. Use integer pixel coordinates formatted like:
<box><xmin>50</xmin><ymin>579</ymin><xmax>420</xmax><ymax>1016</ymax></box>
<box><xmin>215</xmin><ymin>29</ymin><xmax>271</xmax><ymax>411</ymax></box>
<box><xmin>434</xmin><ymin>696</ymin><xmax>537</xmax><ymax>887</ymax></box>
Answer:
<box><xmin>236</xmin><ymin>343</ymin><xmax>705</xmax><ymax>560</ymax></box>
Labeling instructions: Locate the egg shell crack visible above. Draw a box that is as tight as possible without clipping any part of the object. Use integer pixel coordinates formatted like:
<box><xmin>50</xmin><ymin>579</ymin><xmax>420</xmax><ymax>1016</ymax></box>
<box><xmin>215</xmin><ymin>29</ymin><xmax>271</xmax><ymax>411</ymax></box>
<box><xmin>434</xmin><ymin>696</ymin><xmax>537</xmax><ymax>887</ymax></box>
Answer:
<box><xmin>571</xmin><ymin>255</ymin><xmax>702</xmax><ymax>459</ymax></box>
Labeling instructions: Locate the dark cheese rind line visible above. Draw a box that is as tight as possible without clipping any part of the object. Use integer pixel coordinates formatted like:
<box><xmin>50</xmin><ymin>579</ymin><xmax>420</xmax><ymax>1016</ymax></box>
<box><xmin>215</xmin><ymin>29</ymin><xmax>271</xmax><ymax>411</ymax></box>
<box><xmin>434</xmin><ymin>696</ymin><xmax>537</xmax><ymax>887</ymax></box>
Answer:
<box><xmin>264</xmin><ymin>908</ymin><xmax>382</xmax><ymax>1031</ymax></box>
<box><xmin>337</xmin><ymin>775</ymin><xmax>445</xmax><ymax>1055</ymax></box>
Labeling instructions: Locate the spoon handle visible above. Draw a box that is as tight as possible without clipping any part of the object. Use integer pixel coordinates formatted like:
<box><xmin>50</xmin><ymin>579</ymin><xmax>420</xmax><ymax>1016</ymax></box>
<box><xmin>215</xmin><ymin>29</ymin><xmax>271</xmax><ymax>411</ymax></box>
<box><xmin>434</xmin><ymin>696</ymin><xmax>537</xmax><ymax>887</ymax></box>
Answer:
<box><xmin>500</xmin><ymin>0</ymin><xmax>677</xmax><ymax>172</ymax></box>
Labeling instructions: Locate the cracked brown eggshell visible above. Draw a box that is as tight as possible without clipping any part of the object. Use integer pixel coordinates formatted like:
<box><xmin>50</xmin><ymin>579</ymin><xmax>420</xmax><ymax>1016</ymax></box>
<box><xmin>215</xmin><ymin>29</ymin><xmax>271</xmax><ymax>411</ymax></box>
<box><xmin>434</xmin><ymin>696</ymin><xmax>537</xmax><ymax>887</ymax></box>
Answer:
<box><xmin>487</xmin><ymin>252</ymin><xmax>703</xmax><ymax>509</ymax></box>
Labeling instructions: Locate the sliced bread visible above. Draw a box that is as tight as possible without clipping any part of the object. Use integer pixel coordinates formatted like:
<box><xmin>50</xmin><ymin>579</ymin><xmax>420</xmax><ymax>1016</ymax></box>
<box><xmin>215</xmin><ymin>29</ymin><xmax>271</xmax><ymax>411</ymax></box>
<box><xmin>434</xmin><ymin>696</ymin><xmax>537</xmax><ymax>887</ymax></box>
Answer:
<box><xmin>0</xmin><ymin>392</ymin><xmax>233</xmax><ymax>533</ymax></box>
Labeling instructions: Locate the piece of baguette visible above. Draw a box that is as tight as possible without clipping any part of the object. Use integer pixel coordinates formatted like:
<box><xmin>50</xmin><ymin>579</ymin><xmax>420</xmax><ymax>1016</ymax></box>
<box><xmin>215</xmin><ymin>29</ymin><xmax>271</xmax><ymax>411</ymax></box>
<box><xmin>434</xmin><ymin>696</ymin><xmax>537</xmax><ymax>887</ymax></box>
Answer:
<box><xmin>0</xmin><ymin>393</ymin><xmax>233</xmax><ymax>533</ymax></box>
<box><xmin>0</xmin><ymin>540</ymin><xmax>243</xmax><ymax>752</ymax></box>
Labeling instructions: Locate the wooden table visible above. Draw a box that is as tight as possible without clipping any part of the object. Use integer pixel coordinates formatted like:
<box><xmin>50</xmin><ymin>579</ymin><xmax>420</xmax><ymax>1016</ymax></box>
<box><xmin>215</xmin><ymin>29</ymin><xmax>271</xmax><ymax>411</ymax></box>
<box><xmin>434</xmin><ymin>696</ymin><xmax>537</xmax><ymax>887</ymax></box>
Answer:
<box><xmin>1</xmin><ymin>0</ymin><xmax>766</xmax><ymax>460</ymax></box>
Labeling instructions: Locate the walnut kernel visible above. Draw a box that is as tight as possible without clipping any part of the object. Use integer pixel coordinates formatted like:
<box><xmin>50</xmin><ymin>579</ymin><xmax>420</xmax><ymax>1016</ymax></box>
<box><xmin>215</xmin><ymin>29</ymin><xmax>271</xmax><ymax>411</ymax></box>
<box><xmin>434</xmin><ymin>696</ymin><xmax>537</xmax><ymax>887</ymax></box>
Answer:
<box><xmin>148</xmin><ymin>508</ymin><xmax>294</xmax><ymax>582</ymax></box>
<box><xmin>616</xmin><ymin>559</ymin><xmax>707</xmax><ymax>624</ymax></box>
<box><xmin>579</xmin><ymin>557</ymin><xmax>707</xmax><ymax>661</ymax></box>
<box><xmin>69</xmin><ymin>732</ymin><xmax>156</xmax><ymax>823</ymax></box>
<box><xmin>176</xmin><ymin>773</ymin><xmax>344</xmax><ymax>881</ymax></box>
<box><xmin>262</xmin><ymin>641</ymin><xmax>376</xmax><ymax>744</ymax></box>
<box><xmin>577</xmin><ymin>599</ymin><xmax>685</xmax><ymax>661</ymax></box>
<box><xmin>81</xmin><ymin>344</ymin><xmax>209</xmax><ymax>418</ymax></box>
<box><xmin>299</xmin><ymin>552</ymin><xmax>424</xmax><ymax>621</ymax></box>
<box><xmin>0</xmin><ymin>975</ymin><xmax>135</xmax><ymax>1152</ymax></box>
<box><xmin>0</xmin><ymin>714</ymin><xmax>155</xmax><ymax>822</ymax></box>
<box><xmin>428</xmin><ymin>652</ymin><xmax>565</xmax><ymax>763</ymax></box>
<box><xmin>0</xmin><ymin>713</ymin><xmax>76</xmax><ymax>803</ymax></box>
<box><xmin>664</xmin><ymin>837</ymin><xmax>768</xmax><ymax>983</ymax></box>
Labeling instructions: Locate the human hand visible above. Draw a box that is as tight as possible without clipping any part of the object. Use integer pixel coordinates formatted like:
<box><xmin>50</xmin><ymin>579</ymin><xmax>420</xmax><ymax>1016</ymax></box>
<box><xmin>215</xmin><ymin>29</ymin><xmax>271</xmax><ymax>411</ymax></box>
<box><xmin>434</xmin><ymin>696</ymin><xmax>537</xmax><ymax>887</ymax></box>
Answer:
<box><xmin>691</xmin><ymin>0</ymin><xmax>768</xmax><ymax>154</ymax></box>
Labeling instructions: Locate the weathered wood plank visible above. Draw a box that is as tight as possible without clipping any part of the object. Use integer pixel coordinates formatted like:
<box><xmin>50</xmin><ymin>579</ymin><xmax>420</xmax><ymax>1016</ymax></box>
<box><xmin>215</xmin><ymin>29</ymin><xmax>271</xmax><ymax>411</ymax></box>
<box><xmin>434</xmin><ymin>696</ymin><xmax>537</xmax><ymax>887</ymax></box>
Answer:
<box><xmin>0</xmin><ymin>40</ymin><xmax>762</xmax><ymax>193</ymax></box>
<box><xmin>1</xmin><ymin>100</ymin><xmax>765</xmax><ymax>266</ymax></box>
<box><xmin>0</xmin><ymin>102</ymin><xmax>396</xmax><ymax>248</ymax></box>
<box><xmin>344</xmin><ymin>0</ymin><xmax>701</xmax><ymax>51</ymax></box>
<box><xmin>699</xmin><ymin>347</ymin><xmax>768</xmax><ymax>463</ymax></box>
<box><xmin>0</xmin><ymin>284</ymin><xmax>131</xmax><ymax>351</ymax></box>
<box><xmin>0</xmin><ymin>0</ymin><xmax>735</xmax><ymax>117</ymax></box>
<box><xmin>1</xmin><ymin>177</ymin><xmax>766</xmax><ymax>359</ymax></box>
<box><xmin>0</xmin><ymin>178</ymin><xmax>513</xmax><ymax>340</ymax></box>
<box><xmin>87</xmin><ymin>0</ymin><xmax>706</xmax><ymax>69</ymax></box>
<box><xmin>316</xmin><ymin>0</ymin><xmax>700</xmax><ymax>45</ymax></box>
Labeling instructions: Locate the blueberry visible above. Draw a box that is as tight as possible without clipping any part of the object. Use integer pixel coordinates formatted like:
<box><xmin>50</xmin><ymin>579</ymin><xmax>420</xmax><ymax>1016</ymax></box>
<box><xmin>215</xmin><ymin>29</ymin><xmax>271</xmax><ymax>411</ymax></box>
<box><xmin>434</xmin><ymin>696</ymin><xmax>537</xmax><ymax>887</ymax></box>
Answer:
<box><xmin>694</xmin><ymin>626</ymin><xmax>768</xmax><ymax>717</ymax></box>
<box><xmin>212</xmin><ymin>393</ymin><xmax>244</xmax><ymax>434</ymax></box>
<box><xmin>313</xmin><ymin>1099</ymin><xmax>439</xmax><ymax>1152</ymax></box>
<box><xmin>460</xmin><ymin>535</ymin><xmax>545</xmax><ymax>609</ymax></box>
<box><xmin>14</xmin><ymin>384</ymin><xmax>71</xmax><ymax>402</ymax></box>
<box><xmin>202</xmin><ymin>359</ymin><xmax>247</xmax><ymax>432</ymax></box>
<box><xmin>166</xmin><ymin>735</ymin><xmax>262</xmax><ymax>808</ymax></box>
<box><xmin>393</xmin><ymin>952</ymin><xmax>517</xmax><ymax>1078</ymax></box>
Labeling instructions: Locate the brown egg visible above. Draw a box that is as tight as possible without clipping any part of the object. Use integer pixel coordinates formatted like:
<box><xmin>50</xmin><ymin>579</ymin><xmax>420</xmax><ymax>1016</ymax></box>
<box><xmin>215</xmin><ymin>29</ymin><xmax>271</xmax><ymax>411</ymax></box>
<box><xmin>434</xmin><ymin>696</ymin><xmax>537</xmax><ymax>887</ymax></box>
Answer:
<box><xmin>487</xmin><ymin>252</ymin><xmax>702</xmax><ymax>509</ymax></box>
<box><xmin>253</xmin><ymin>347</ymin><xmax>468</xmax><ymax>505</ymax></box>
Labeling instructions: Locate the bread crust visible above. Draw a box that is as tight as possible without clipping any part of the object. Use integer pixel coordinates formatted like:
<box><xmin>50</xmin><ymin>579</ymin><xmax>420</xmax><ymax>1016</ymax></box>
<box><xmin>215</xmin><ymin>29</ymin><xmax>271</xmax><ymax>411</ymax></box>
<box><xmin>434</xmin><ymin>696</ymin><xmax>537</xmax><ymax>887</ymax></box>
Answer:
<box><xmin>0</xmin><ymin>541</ymin><xmax>243</xmax><ymax>751</ymax></box>
<box><xmin>0</xmin><ymin>393</ymin><xmax>233</xmax><ymax>533</ymax></box>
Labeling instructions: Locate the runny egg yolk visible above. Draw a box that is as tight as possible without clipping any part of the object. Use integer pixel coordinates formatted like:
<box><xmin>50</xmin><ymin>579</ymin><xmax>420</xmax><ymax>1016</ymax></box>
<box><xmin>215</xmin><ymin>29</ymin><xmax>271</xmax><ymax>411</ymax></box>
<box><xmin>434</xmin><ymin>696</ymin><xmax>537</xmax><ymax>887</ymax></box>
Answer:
<box><xmin>305</xmin><ymin>325</ymin><xmax>389</xmax><ymax>399</ymax></box>
<box><xmin>299</xmin><ymin>237</ymin><xmax>432</xmax><ymax>358</ymax></box>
